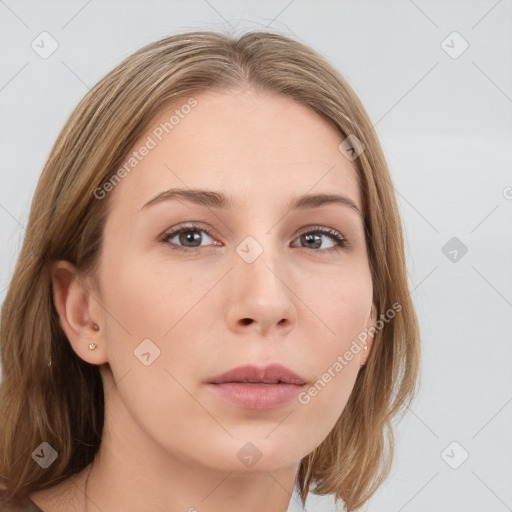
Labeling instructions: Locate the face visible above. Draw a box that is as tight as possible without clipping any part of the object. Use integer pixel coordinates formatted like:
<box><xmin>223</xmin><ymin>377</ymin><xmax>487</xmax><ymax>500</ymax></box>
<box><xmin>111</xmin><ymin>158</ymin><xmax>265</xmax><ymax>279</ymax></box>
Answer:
<box><xmin>88</xmin><ymin>88</ymin><xmax>374</xmax><ymax>474</ymax></box>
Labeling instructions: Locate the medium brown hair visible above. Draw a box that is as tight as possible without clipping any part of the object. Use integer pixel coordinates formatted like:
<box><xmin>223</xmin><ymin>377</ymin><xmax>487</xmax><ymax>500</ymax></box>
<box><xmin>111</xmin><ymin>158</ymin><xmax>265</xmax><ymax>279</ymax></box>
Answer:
<box><xmin>0</xmin><ymin>30</ymin><xmax>420</xmax><ymax>510</ymax></box>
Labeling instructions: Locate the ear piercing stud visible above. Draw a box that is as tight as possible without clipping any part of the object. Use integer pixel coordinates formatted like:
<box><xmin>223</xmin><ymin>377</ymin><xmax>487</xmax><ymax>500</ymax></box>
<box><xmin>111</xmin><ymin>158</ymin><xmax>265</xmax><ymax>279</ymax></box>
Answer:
<box><xmin>89</xmin><ymin>323</ymin><xmax>100</xmax><ymax>349</ymax></box>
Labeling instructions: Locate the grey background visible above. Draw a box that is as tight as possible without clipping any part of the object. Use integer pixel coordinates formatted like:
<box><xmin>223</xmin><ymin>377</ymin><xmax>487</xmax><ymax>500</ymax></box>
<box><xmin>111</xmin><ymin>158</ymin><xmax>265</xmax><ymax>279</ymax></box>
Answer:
<box><xmin>1</xmin><ymin>1</ymin><xmax>511</xmax><ymax>511</ymax></box>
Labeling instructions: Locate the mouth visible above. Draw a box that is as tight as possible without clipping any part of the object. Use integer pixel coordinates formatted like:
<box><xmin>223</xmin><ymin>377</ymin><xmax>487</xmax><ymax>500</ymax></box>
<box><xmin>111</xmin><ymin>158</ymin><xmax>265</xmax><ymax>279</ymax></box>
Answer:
<box><xmin>207</xmin><ymin>363</ymin><xmax>306</xmax><ymax>385</ymax></box>
<box><xmin>206</xmin><ymin>364</ymin><xmax>307</xmax><ymax>410</ymax></box>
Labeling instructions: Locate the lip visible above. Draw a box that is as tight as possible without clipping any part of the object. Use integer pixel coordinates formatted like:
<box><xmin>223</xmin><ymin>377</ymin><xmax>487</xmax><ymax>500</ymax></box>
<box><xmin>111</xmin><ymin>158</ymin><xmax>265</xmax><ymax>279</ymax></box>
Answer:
<box><xmin>206</xmin><ymin>364</ymin><xmax>306</xmax><ymax>410</ymax></box>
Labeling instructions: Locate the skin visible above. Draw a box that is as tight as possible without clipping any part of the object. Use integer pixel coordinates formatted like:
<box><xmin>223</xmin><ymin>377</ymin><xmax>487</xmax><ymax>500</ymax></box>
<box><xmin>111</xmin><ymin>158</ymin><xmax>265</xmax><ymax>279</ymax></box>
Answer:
<box><xmin>31</xmin><ymin>88</ymin><xmax>375</xmax><ymax>512</ymax></box>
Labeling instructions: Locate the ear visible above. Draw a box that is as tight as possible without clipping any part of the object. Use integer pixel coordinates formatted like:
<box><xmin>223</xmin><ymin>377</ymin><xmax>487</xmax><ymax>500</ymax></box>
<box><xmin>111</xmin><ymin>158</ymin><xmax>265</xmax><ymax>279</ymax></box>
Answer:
<box><xmin>360</xmin><ymin>303</ymin><xmax>377</xmax><ymax>367</ymax></box>
<box><xmin>50</xmin><ymin>260</ymin><xmax>108</xmax><ymax>365</ymax></box>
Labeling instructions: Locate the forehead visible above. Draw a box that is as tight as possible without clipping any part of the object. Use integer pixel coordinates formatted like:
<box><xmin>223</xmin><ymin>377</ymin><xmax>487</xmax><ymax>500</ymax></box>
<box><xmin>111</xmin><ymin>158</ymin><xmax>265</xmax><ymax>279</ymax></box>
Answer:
<box><xmin>108</xmin><ymin>88</ymin><xmax>361</xmax><ymax>214</ymax></box>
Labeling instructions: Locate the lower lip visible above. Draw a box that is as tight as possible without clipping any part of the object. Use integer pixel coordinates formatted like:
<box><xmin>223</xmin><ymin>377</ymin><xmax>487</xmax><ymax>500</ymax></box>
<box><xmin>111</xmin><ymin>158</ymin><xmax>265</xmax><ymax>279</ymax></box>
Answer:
<box><xmin>206</xmin><ymin>382</ymin><xmax>304</xmax><ymax>410</ymax></box>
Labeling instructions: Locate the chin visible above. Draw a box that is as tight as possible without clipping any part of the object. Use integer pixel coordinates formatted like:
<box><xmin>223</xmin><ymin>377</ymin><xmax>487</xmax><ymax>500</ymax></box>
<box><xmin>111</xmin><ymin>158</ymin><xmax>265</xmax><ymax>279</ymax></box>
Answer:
<box><xmin>198</xmin><ymin>435</ymin><xmax>313</xmax><ymax>475</ymax></box>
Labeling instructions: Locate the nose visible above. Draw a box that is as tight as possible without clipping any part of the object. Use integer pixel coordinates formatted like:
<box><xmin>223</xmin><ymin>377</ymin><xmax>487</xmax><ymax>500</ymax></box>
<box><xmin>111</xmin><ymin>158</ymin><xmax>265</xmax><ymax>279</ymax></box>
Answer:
<box><xmin>225</xmin><ymin>244</ymin><xmax>297</xmax><ymax>337</ymax></box>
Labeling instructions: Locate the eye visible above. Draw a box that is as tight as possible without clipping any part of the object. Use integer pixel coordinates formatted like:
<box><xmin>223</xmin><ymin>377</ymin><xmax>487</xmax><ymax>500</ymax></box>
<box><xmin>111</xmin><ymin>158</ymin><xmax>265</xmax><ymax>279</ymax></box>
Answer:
<box><xmin>160</xmin><ymin>224</ymin><xmax>348</xmax><ymax>253</ymax></box>
<box><xmin>291</xmin><ymin>226</ymin><xmax>348</xmax><ymax>253</ymax></box>
<box><xmin>160</xmin><ymin>223</ymin><xmax>220</xmax><ymax>253</ymax></box>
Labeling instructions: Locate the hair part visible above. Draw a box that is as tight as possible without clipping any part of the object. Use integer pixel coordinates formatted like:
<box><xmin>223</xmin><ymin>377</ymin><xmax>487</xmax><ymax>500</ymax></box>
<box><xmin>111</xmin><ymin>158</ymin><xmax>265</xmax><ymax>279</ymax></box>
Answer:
<box><xmin>0</xmin><ymin>30</ymin><xmax>420</xmax><ymax>510</ymax></box>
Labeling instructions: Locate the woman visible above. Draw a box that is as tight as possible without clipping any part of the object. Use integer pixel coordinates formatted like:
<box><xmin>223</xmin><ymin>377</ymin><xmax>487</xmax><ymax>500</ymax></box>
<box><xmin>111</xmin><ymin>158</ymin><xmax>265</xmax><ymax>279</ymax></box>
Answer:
<box><xmin>0</xmin><ymin>30</ymin><xmax>420</xmax><ymax>511</ymax></box>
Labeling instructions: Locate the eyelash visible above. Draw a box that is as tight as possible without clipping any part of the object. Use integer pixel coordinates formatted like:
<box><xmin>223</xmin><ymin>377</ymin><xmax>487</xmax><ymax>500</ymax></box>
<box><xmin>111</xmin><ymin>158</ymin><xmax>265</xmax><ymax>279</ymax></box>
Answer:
<box><xmin>160</xmin><ymin>223</ymin><xmax>348</xmax><ymax>254</ymax></box>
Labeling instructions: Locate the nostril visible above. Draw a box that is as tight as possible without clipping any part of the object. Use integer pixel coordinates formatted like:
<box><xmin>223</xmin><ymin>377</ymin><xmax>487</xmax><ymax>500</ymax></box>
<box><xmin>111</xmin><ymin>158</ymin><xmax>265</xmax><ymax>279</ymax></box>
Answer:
<box><xmin>241</xmin><ymin>318</ymin><xmax>253</xmax><ymax>326</ymax></box>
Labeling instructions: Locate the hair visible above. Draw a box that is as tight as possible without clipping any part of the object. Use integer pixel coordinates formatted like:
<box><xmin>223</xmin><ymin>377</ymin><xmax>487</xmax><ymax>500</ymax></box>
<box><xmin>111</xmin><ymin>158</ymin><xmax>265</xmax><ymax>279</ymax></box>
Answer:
<box><xmin>0</xmin><ymin>30</ymin><xmax>420</xmax><ymax>510</ymax></box>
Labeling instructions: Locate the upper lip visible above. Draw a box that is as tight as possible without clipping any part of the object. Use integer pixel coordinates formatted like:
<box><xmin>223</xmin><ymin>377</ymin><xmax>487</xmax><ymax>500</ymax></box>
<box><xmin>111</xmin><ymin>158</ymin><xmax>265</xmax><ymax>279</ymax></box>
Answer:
<box><xmin>207</xmin><ymin>364</ymin><xmax>306</xmax><ymax>385</ymax></box>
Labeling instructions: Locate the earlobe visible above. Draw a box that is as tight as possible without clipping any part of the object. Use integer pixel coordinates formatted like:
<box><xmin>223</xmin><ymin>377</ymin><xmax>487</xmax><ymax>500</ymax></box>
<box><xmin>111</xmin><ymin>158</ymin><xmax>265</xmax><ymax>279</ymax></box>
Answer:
<box><xmin>50</xmin><ymin>260</ymin><xmax>108</xmax><ymax>365</ymax></box>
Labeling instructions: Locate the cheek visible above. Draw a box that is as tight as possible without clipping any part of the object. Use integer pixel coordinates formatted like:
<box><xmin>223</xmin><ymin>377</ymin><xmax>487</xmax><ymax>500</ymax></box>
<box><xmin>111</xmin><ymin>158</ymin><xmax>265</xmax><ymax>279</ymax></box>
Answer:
<box><xmin>311</xmin><ymin>264</ymin><xmax>373</xmax><ymax>342</ymax></box>
<box><xmin>294</xmin><ymin>266</ymin><xmax>371</xmax><ymax>427</ymax></box>
<box><xmin>98</xmin><ymin>250</ymin><xmax>209</xmax><ymax>343</ymax></box>
<box><xmin>96</xmin><ymin>252</ymin><xmax>219</xmax><ymax>409</ymax></box>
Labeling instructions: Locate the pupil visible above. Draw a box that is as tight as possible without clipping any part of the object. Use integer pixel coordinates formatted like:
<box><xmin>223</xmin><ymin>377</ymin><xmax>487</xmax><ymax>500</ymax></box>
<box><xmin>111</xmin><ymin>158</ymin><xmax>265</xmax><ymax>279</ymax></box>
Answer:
<box><xmin>304</xmin><ymin>233</ymin><xmax>321</xmax><ymax>249</ymax></box>
<box><xmin>181</xmin><ymin>230</ymin><xmax>200</xmax><ymax>246</ymax></box>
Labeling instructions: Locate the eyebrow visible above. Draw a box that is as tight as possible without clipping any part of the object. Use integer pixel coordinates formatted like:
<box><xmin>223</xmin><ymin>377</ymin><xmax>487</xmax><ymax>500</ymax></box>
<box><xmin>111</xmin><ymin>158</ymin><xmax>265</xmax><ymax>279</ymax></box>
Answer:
<box><xmin>139</xmin><ymin>188</ymin><xmax>362</xmax><ymax>216</ymax></box>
